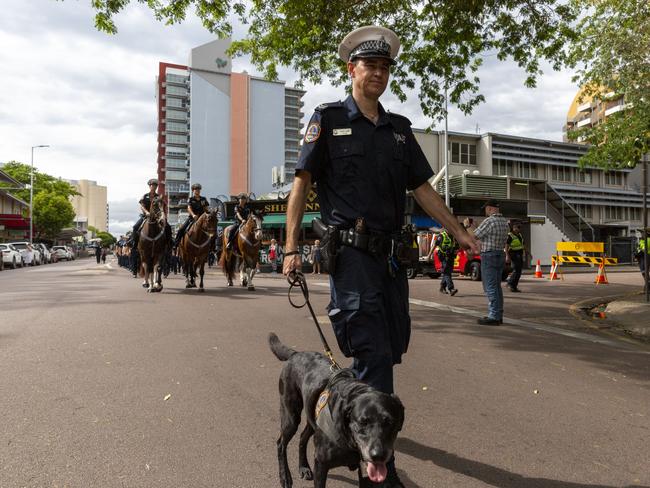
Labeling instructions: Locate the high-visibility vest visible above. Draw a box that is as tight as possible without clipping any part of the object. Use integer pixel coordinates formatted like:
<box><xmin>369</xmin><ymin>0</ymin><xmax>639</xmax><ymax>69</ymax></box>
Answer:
<box><xmin>508</xmin><ymin>232</ymin><xmax>524</xmax><ymax>251</ymax></box>
<box><xmin>639</xmin><ymin>238</ymin><xmax>650</xmax><ymax>252</ymax></box>
<box><xmin>439</xmin><ymin>231</ymin><xmax>457</xmax><ymax>252</ymax></box>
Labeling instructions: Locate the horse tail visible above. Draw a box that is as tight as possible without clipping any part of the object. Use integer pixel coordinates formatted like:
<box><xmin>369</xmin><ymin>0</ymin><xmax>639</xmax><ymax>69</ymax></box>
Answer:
<box><xmin>268</xmin><ymin>333</ymin><xmax>296</xmax><ymax>361</ymax></box>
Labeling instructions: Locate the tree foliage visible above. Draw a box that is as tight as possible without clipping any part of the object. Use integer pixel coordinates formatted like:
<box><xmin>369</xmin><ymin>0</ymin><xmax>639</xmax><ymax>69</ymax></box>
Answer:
<box><xmin>567</xmin><ymin>0</ymin><xmax>650</xmax><ymax>169</ymax></box>
<box><xmin>32</xmin><ymin>192</ymin><xmax>76</xmax><ymax>239</ymax></box>
<box><xmin>81</xmin><ymin>0</ymin><xmax>577</xmax><ymax>121</ymax></box>
<box><xmin>96</xmin><ymin>231</ymin><xmax>117</xmax><ymax>247</ymax></box>
<box><xmin>1</xmin><ymin>161</ymin><xmax>78</xmax><ymax>238</ymax></box>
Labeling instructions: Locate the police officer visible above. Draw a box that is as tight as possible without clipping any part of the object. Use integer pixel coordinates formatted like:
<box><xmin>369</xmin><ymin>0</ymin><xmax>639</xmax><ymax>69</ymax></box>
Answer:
<box><xmin>505</xmin><ymin>222</ymin><xmax>526</xmax><ymax>292</ymax></box>
<box><xmin>131</xmin><ymin>179</ymin><xmax>161</xmax><ymax>249</ymax></box>
<box><xmin>174</xmin><ymin>183</ymin><xmax>210</xmax><ymax>248</ymax></box>
<box><xmin>226</xmin><ymin>193</ymin><xmax>251</xmax><ymax>250</ymax></box>
<box><xmin>636</xmin><ymin>232</ymin><xmax>650</xmax><ymax>284</ymax></box>
<box><xmin>282</xmin><ymin>25</ymin><xmax>480</xmax><ymax>488</ymax></box>
<box><xmin>434</xmin><ymin>228</ymin><xmax>459</xmax><ymax>296</ymax></box>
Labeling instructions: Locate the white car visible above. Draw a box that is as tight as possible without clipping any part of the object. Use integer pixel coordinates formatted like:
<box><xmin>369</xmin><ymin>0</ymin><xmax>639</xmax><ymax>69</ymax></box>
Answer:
<box><xmin>9</xmin><ymin>242</ymin><xmax>41</xmax><ymax>266</ymax></box>
<box><xmin>34</xmin><ymin>243</ymin><xmax>52</xmax><ymax>264</ymax></box>
<box><xmin>0</xmin><ymin>243</ymin><xmax>23</xmax><ymax>269</ymax></box>
<box><xmin>52</xmin><ymin>245</ymin><xmax>72</xmax><ymax>261</ymax></box>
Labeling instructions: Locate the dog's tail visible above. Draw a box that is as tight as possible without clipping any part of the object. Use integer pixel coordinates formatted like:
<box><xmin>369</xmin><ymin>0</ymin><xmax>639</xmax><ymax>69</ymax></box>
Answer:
<box><xmin>268</xmin><ymin>333</ymin><xmax>296</xmax><ymax>361</ymax></box>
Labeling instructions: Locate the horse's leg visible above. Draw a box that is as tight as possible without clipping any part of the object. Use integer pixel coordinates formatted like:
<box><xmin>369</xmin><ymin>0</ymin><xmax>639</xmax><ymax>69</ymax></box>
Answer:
<box><xmin>184</xmin><ymin>254</ymin><xmax>193</xmax><ymax>288</ymax></box>
<box><xmin>248</xmin><ymin>259</ymin><xmax>257</xmax><ymax>291</ymax></box>
<box><xmin>226</xmin><ymin>254</ymin><xmax>233</xmax><ymax>286</ymax></box>
<box><xmin>198</xmin><ymin>260</ymin><xmax>205</xmax><ymax>292</ymax></box>
<box><xmin>239</xmin><ymin>257</ymin><xmax>247</xmax><ymax>287</ymax></box>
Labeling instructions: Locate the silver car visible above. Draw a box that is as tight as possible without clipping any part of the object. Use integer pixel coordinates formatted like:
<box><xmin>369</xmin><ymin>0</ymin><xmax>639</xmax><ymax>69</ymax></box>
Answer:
<box><xmin>0</xmin><ymin>243</ymin><xmax>24</xmax><ymax>269</ymax></box>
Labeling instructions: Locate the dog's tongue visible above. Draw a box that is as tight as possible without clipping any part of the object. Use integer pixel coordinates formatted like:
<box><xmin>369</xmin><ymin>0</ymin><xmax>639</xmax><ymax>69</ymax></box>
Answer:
<box><xmin>366</xmin><ymin>462</ymin><xmax>387</xmax><ymax>483</ymax></box>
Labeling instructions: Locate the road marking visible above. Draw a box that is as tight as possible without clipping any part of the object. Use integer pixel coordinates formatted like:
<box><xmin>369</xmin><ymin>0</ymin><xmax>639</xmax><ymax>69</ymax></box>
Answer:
<box><xmin>408</xmin><ymin>298</ymin><xmax>649</xmax><ymax>353</ymax></box>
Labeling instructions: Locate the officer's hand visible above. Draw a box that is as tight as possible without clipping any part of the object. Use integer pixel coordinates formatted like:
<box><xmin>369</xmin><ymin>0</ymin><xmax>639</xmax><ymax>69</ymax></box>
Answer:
<box><xmin>283</xmin><ymin>254</ymin><xmax>302</xmax><ymax>276</ymax></box>
<box><xmin>458</xmin><ymin>232</ymin><xmax>481</xmax><ymax>255</ymax></box>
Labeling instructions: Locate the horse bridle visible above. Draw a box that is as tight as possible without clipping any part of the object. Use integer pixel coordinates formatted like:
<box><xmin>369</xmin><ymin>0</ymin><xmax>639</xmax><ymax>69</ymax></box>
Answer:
<box><xmin>141</xmin><ymin>200</ymin><xmax>166</xmax><ymax>243</ymax></box>
<box><xmin>239</xmin><ymin>216</ymin><xmax>262</xmax><ymax>247</ymax></box>
<box><xmin>186</xmin><ymin>213</ymin><xmax>215</xmax><ymax>249</ymax></box>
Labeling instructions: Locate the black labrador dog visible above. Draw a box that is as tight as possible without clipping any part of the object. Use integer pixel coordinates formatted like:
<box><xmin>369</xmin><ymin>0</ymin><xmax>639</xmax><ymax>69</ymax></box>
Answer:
<box><xmin>269</xmin><ymin>333</ymin><xmax>404</xmax><ymax>488</ymax></box>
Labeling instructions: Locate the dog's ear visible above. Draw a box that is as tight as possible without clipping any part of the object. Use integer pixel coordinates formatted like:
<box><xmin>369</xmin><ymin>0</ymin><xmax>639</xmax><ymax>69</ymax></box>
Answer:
<box><xmin>391</xmin><ymin>394</ymin><xmax>405</xmax><ymax>431</ymax></box>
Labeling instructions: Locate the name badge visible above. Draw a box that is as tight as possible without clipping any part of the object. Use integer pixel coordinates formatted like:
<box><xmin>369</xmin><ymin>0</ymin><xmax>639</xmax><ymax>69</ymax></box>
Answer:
<box><xmin>333</xmin><ymin>128</ymin><xmax>352</xmax><ymax>136</ymax></box>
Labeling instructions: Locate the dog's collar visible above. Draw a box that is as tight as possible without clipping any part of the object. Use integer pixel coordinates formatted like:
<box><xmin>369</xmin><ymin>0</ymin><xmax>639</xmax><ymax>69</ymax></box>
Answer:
<box><xmin>315</xmin><ymin>369</ymin><xmax>357</xmax><ymax>448</ymax></box>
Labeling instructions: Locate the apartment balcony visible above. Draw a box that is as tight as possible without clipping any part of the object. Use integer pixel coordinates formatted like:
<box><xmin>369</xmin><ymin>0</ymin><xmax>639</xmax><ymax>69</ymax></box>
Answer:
<box><xmin>577</xmin><ymin>101</ymin><xmax>592</xmax><ymax>113</ymax></box>
<box><xmin>604</xmin><ymin>104</ymin><xmax>626</xmax><ymax>117</ymax></box>
<box><xmin>576</xmin><ymin>118</ymin><xmax>592</xmax><ymax>128</ymax></box>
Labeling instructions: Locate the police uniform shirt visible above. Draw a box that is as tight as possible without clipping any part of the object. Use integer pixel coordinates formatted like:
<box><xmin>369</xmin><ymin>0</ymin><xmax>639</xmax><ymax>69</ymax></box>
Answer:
<box><xmin>188</xmin><ymin>196</ymin><xmax>209</xmax><ymax>216</ymax></box>
<box><xmin>296</xmin><ymin>95</ymin><xmax>434</xmax><ymax>232</ymax></box>
<box><xmin>139</xmin><ymin>192</ymin><xmax>160</xmax><ymax>211</ymax></box>
<box><xmin>235</xmin><ymin>204</ymin><xmax>250</xmax><ymax>222</ymax></box>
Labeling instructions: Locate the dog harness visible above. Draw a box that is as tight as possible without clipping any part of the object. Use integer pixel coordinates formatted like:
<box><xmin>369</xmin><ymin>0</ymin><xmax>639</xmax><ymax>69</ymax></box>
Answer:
<box><xmin>315</xmin><ymin>368</ymin><xmax>357</xmax><ymax>446</ymax></box>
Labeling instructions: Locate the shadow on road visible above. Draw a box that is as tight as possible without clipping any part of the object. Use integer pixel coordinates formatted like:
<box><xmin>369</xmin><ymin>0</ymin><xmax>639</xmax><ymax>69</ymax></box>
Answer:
<box><xmin>396</xmin><ymin>437</ymin><xmax>649</xmax><ymax>488</ymax></box>
<box><xmin>408</xmin><ymin>307</ymin><xmax>650</xmax><ymax>386</ymax></box>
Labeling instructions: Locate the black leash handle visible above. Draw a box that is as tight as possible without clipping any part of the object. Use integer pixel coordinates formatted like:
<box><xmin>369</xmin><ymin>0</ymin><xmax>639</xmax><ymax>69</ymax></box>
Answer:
<box><xmin>287</xmin><ymin>271</ymin><xmax>340</xmax><ymax>371</ymax></box>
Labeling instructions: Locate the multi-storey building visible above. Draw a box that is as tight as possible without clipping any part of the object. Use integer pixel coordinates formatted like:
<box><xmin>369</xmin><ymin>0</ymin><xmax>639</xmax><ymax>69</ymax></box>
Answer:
<box><xmin>155</xmin><ymin>40</ymin><xmax>305</xmax><ymax>227</ymax></box>
<box><xmin>0</xmin><ymin>168</ymin><xmax>29</xmax><ymax>242</ymax></box>
<box><xmin>414</xmin><ymin>130</ymin><xmax>645</xmax><ymax>263</ymax></box>
<box><xmin>563</xmin><ymin>86</ymin><xmax>626</xmax><ymax>142</ymax></box>
<box><xmin>67</xmin><ymin>179</ymin><xmax>108</xmax><ymax>233</ymax></box>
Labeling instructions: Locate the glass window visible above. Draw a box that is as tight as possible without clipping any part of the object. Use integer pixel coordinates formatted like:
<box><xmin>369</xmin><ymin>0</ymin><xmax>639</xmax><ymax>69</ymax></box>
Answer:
<box><xmin>450</xmin><ymin>142</ymin><xmax>476</xmax><ymax>165</ymax></box>
<box><xmin>577</xmin><ymin>169</ymin><xmax>592</xmax><ymax>184</ymax></box>
<box><xmin>451</xmin><ymin>142</ymin><xmax>460</xmax><ymax>164</ymax></box>
<box><xmin>469</xmin><ymin>144</ymin><xmax>477</xmax><ymax>165</ymax></box>
<box><xmin>604</xmin><ymin>172</ymin><xmax>623</xmax><ymax>186</ymax></box>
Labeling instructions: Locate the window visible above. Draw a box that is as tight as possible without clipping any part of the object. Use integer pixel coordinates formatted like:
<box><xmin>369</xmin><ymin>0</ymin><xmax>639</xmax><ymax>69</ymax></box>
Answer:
<box><xmin>166</xmin><ymin>121</ymin><xmax>188</xmax><ymax>133</ymax></box>
<box><xmin>166</xmin><ymin>98</ymin><xmax>185</xmax><ymax>109</ymax></box>
<box><xmin>577</xmin><ymin>169</ymin><xmax>592</xmax><ymax>184</ymax></box>
<box><xmin>493</xmin><ymin>159</ymin><xmax>514</xmax><ymax>176</ymax></box>
<box><xmin>450</xmin><ymin>142</ymin><xmax>477</xmax><ymax>165</ymax></box>
<box><xmin>604</xmin><ymin>171</ymin><xmax>623</xmax><ymax>186</ymax></box>
<box><xmin>166</xmin><ymin>85</ymin><xmax>188</xmax><ymax>96</ymax></box>
<box><xmin>630</xmin><ymin>207</ymin><xmax>642</xmax><ymax>221</ymax></box>
<box><xmin>166</xmin><ymin>170</ymin><xmax>188</xmax><ymax>182</ymax></box>
<box><xmin>166</xmin><ymin>109</ymin><xmax>187</xmax><ymax>121</ymax></box>
<box><xmin>518</xmin><ymin>162</ymin><xmax>538</xmax><ymax>179</ymax></box>
<box><xmin>551</xmin><ymin>166</ymin><xmax>574</xmax><ymax>182</ymax></box>
<box><xmin>604</xmin><ymin>206</ymin><xmax>625</xmax><ymax>220</ymax></box>
<box><xmin>575</xmin><ymin>204</ymin><xmax>592</xmax><ymax>219</ymax></box>
<box><xmin>166</xmin><ymin>134</ymin><xmax>187</xmax><ymax>145</ymax></box>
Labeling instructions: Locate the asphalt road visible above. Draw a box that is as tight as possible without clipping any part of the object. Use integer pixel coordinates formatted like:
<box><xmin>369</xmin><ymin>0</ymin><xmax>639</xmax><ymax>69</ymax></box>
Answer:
<box><xmin>1</xmin><ymin>259</ymin><xmax>649</xmax><ymax>488</ymax></box>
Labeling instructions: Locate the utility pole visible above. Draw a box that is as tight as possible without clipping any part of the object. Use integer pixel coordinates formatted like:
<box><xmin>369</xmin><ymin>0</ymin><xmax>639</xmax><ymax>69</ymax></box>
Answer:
<box><xmin>643</xmin><ymin>153</ymin><xmax>648</xmax><ymax>302</ymax></box>
<box><xmin>444</xmin><ymin>85</ymin><xmax>450</xmax><ymax>208</ymax></box>
<box><xmin>30</xmin><ymin>145</ymin><xmax>50</xmax><ymax>244</ymax></box>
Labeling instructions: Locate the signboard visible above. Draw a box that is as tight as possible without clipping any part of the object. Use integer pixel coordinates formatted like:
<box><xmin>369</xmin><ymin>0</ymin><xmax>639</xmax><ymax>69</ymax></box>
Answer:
<box><xmin>528</xmin><ymin>215</ymin><xmax>546</xmax><ymax>225</ymax></box>
<box><xmin>556</xmin><ymin>242</ymin><xmax>604</xmax><ymax>253</ymax></box>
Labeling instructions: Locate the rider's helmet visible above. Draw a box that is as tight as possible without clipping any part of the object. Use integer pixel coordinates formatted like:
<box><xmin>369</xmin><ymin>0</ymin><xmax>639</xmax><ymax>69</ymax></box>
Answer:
<box><xmin>148</xmin><ymin>178</ymin><xmax>158</xmax><ymax>186</ymax></box>
<box><xmin>191</xmin><ymin>183</ymin><xmax>202</xmax><ymax>191</ymax></box>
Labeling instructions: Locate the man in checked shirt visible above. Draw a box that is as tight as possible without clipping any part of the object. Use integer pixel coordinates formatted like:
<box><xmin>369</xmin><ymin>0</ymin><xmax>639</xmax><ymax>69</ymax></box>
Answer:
<box><xmin>473</xmin><ymin>199</ymin><xmax>509</xmax><ymax>325</ymax></box>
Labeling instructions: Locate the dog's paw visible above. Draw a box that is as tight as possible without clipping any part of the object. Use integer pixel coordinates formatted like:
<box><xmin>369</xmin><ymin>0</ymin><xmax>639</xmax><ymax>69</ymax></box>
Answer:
<box><xmin>299</xmin><ymin>466</ymin><xmax>313</xmax><ymax>480</ymax></box>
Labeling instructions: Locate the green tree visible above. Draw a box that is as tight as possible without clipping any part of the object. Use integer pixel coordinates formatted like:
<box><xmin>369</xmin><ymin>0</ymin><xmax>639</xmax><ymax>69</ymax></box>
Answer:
<box><xmin>81</xmin><ymin>0</ymin><xmax>577</xmax><ymax>120</ymax></box>
<box><xmin>32</xmin><ymin>192</ymin><xmax>76</xmax><ymax>239</ymax></box>
<box><xmin>0</xmin><ymin>161</ymin><xmax>79</xmax><ymax>201</ymax></box>
<box><xmin>567</xmin><ymin>0</ymin><xmax>650</xmax><ymax>168</ymax></box>
<box><xmin>96</xmin><ymin>231</ymin><xmax>117</xmax><ymax>247</ymax></box>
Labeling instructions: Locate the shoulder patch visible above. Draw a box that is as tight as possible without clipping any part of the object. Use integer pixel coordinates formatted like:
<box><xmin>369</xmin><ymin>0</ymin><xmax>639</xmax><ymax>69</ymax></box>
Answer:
<box><xmin>315</xmin><ymin>100</ymin><xmax>344</xmax><ymax>112</ymax></box>
<box><xmin>304</xmin><ymin>122</ymin><xmax>322</xmax><ymax>143</ymax></box>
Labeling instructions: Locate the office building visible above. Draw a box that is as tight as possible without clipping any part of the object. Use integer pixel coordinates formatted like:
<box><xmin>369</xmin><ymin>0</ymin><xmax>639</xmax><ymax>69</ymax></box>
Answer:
<box><xmin>0</xmin><ymin>169</ymin><xmax>29</xmax><ymax>241</ymax></box>
<box><xmin>156</xmin><ymin>39</ymin><xmax>305</xmax><ymax>227</ymax></box>
<box><xmin>67</xmin><ymin>179</ymin><xmax>108</xmax><ymax>233</ymax></box>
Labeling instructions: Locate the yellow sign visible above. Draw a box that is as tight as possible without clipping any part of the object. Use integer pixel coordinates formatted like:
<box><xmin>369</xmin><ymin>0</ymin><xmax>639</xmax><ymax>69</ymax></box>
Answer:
<box><xmin>556</xmin><ymin>242</ymin><xmax>604</xmax><ymax>253</ymax></box>
<box><xmin>552</xmin><ymin>255</ymin><xmax>617</xmax><ymax>265</ymax></box>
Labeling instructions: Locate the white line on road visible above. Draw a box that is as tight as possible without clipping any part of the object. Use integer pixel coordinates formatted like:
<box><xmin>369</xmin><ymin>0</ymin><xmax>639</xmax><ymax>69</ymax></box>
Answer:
<box><xmin>314</xmin><ymin>282</ymin><xmax>647</xmax><ymax>353</ymax></box>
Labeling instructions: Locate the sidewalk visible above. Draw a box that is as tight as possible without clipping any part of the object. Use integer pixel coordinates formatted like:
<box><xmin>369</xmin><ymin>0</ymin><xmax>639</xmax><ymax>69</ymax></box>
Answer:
<box><xmin>604</xmin><ymin>292</ymin><xmax>650</xmax><ymax>339</ymax></box>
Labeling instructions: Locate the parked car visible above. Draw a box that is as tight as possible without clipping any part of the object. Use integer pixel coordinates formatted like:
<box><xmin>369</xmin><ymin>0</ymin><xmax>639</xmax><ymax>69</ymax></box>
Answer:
<box><xmin>0</xmin><ymin>243</ymin><xmax>24</xmax><ymax>269</ymax></box>
<box><xmin>34</xmin><ymin>243</ymin><xmax>52</xmax><ymax>264</ymax></box>
<box><xmin>66</xmin><ymin>246</ymin><xmax>76</xmax><ymax>260</ymax></box>
<box><xmin>52</xmin><ymin>245</ymin><xmax>72</xmax><ymax>261</ymax></box>
<box><xmin>9</xmin><ymin>241</ymin><xmax>42</xmax><ymax>266</ymax></box>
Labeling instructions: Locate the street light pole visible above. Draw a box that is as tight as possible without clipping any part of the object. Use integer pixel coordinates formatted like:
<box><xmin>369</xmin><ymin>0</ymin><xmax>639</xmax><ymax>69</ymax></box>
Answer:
<box><xmin>444</xmin><ymin>85</ymin><xmax>450</xmax><ymax>208</ymax></box>
<box><xmin>642</xmin><ymin>154</ymin><xmax>648</xmax><ymax>302</ymax></box>
<box><xmin>30</xmin><ymin>144</ymin><xmax>50</xmax><ymax>244</ymax></box>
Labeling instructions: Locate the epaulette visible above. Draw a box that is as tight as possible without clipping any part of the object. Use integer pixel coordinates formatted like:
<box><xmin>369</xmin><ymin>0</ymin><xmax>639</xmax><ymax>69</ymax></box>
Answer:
<box><xmin>387</xmin><ymin>111</ymin><xmax>412</xmax><ymax>126</ymax></box>
<box><xmin>315</xmin><ymin>101</ymin><xmax>344</xmax><ymax>112</ymax></box>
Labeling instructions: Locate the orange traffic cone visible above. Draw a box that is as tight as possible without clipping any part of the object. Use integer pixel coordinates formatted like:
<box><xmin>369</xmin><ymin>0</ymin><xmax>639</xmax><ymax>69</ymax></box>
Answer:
<box><xmin>595</xmin><ymin>262</ymin><xmax>608</xmax><ymax>285</ymax></box>
<box><xmin>549</xmin><ymin>259</ymin><xmax>561</xmax><ymax>280</ymax></box>
<box><xmin>534</xmin><ymin>259</ymin><xmax>543</xmax><ymax>278</ymax></box>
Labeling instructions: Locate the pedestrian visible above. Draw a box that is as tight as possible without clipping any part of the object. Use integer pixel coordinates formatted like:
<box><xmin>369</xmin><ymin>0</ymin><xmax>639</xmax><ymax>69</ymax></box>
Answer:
<box><xmin>282</xmin><ymin>25</ymin><xmax>480</xmax><ymax>488</ymax></box>
<box><xmin>473</xmin><ymin>199</ymin><xmax>509</xmax><ymax>325</ymax></box>
<box><xmin>635</xmin><ymin>232</ymin><xmax>650</xmax><ymax>286</ymax></box>
<box><xmin>94</xmin><ymin>244</ymin><xmax>101</xmax><ymax>264</ymax></box>
<box><xmin>310</xmin><ymin>239</ymin><xmax>322</xmax><ymax>274</ymax></box>
<box><xmin>101</xmin><ymin>246</ymin><xmax>107</xmax><ymax>264</ymax></box>
<box><xmin>24</xmin><ymin>244</ymin><xmax>34</xmax><ymax>266</ymax></box>
<box><xmin>433</xmin><ymin>228</ymin><xmax>459</xmax><ymax>296</ymax></box>
<box><xmin>268</xmin><ymin>239</ymin><xmax>278</xmax><ymax>273</ymax></box>
<box><xmin>505</xmin><ymin>222</ymin><xmax>526</xmax><ymax>292</ymax></box>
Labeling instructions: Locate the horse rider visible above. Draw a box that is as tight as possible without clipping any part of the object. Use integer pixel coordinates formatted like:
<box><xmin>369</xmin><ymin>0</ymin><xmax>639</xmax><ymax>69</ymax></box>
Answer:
<box><xmin>174</xmin><ymin>183</ymin><xmax>210</xmax><ymax>248</ymax></box>
<box><xmin>131</xmin><ymin>179</ymin><xmax>172</xmax><ymax>249</ymax></box>
<box><xmin>226</xmin><ymin>193</ymin><xmax>251</xmax><ymax>251</ymax></box>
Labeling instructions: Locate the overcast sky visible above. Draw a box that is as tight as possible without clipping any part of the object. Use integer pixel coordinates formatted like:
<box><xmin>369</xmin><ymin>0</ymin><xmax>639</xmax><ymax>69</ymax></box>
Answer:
<box><xmin>0</xmin><ymin>1</ymin><xmax>579</xmax><ymax>236</ymax></box>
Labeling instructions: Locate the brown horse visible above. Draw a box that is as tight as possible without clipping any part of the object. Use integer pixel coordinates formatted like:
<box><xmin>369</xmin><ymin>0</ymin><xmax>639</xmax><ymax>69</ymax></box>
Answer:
<box><xmin>178</xmin><ymin>209</ymin><xmax>218</xmax><ymax>292</ymax></box>
<box><xmin>137</xmin><ymin>198</ymin><xmax>169</xmax><ymax>292</ymax></box>
<box><xmin>219</xmin><ymin>212</ymin><xmax>263</xmax><ymax>290</ymax></box>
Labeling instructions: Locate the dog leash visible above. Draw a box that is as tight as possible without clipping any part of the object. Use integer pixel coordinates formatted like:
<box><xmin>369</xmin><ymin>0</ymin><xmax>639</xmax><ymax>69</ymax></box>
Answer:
<box><xmin>287</xmin><ymin>270</ymin><xmax>341</xmax><ymax>371</ymax></box>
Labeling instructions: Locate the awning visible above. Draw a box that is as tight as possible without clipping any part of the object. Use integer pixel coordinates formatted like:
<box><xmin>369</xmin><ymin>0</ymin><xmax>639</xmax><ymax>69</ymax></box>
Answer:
<box><xmin>0</xmin><ymin>214</ymin><xmax>30</xmax><ymax>229</ymax></box>
<box><xmin>217</xmin><ymin>212</ymin><xmax>321</xmax><ymax>229</ymax></box>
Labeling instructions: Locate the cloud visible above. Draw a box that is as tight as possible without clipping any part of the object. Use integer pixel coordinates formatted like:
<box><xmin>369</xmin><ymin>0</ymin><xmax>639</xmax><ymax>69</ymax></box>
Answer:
<box><xmin>0</xmin><ymin>0</ymin><xmax>580</xmax><ymax>212</ymax></box>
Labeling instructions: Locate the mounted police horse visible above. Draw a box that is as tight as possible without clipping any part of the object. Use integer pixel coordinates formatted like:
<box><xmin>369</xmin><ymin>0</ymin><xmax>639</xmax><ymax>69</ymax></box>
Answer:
<box><xmin>137</xmin><ymin>198</ymin><xmax>169</xmax><ymax>292</ymax></box>
<box><xmin>178</xmin><ymin>208</ymin><xmax>218</xmax><ymax>292</ymax></box>
<box><xmin>219</xmin><ymin>211</ymin><xmax>263</xmax><ymax>290</ymax></box>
